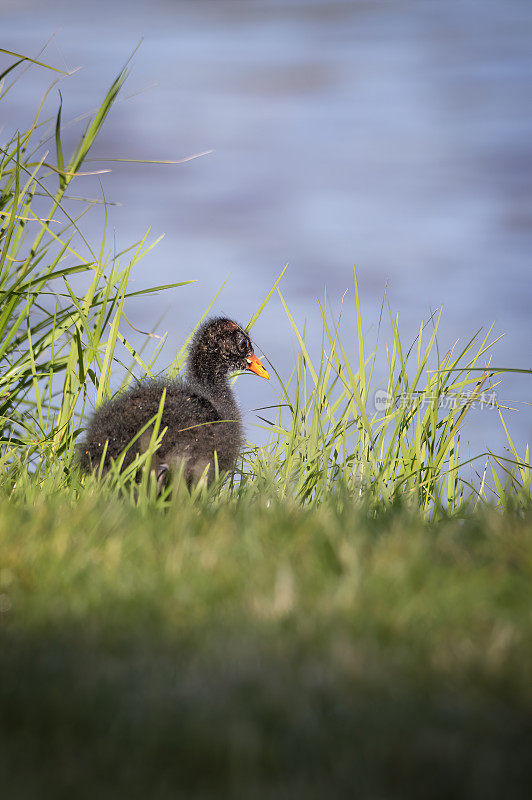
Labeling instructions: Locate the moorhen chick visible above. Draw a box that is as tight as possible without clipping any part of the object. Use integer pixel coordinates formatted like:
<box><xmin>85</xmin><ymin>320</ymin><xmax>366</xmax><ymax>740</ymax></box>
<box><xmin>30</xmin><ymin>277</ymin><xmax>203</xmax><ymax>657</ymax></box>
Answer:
<box><xmin>79</xmin><ymin>317</ymin><xmax>269</xmax><ymax>487</ymax></box>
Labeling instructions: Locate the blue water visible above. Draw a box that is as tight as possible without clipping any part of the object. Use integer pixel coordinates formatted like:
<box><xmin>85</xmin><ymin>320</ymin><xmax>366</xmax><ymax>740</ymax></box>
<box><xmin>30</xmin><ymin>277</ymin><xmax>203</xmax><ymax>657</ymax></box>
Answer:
<box><xmin>2</xmin><ymin>0</ymin><xmax>531</xmax><ymax>461</ymax></box>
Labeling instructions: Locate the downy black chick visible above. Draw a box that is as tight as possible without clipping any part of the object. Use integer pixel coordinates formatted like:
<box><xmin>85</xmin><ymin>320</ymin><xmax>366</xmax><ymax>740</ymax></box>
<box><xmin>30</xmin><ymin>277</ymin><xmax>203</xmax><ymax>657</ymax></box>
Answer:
<box><xmin>79</xmin><ymin>317</ymin><xmax>269</xmax><ymax>487</ymax></box>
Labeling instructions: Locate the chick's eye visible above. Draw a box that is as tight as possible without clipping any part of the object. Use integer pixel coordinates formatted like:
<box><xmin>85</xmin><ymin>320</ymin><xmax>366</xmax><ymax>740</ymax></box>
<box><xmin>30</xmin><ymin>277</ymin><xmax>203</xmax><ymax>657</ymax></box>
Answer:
<box><xmin>238</xmin><ymin>336</ymin><xmax>249</xmax><ymax>353</ymax></box>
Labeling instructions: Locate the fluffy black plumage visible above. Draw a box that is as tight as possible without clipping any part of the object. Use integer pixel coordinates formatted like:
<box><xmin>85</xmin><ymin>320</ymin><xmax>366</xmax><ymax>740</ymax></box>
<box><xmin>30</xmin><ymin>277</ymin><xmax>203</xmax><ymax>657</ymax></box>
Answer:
<box><xmin>79</xmin><ymin>317</ymin><xmax>269</xmax><ymax>486</ymax></box>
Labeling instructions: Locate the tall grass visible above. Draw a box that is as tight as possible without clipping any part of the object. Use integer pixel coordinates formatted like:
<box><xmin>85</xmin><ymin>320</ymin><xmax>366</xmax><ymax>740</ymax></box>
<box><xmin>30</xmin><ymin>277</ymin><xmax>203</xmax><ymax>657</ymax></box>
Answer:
<box><xmin>0</xmin><ymin>49</ymin><xmax>189</xmax><ymax>475</ymax></box>
<box><xmin>241</xmin><ymin>282</ymin><xmax>531</xmax><ymax>515</ymax></box>
<box><xmin>0</xmin><ymin>49</ymin><xmax>530</xmax><ymax>518</ymax></box>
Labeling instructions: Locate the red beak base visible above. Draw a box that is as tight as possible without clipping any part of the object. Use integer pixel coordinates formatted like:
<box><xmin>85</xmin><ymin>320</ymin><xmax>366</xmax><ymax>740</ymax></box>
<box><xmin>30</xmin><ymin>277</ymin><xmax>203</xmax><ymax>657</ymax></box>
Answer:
<box><xmin>246</xmin><ymin>353</ymin><xmax>269</xmax><ymax>379</ymax></box>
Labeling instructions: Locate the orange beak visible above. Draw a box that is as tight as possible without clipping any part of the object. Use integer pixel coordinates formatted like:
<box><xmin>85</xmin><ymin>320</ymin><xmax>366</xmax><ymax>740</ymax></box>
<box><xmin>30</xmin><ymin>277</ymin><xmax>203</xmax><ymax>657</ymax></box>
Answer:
<box><xmin>246</xmin><ymin>353</ymin><xmax>270</xmax><ymax>379</ymax></box>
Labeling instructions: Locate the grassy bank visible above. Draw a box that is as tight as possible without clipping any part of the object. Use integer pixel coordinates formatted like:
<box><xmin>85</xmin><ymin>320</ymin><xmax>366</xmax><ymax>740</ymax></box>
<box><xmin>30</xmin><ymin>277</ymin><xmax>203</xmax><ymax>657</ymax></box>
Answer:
<box><xmin>1</xmin><ymin>494</ymin><xmax>532</xmax><ymax>799</ymax></box>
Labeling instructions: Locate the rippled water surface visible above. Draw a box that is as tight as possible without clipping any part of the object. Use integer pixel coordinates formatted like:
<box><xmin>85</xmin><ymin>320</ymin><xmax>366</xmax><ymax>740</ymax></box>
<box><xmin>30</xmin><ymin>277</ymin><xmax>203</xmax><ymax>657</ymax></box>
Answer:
<box><xmin>2</xmin><ymin>0</ymin><xmax>531</xmax><ymax>454</ymax></box>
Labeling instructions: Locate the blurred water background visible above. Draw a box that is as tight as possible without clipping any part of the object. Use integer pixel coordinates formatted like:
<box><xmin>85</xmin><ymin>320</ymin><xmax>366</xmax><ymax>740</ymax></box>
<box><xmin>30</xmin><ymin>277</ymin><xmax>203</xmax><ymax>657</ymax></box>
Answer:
<box><xmin>2</xmin><ymin>0</ymin><xmax>531</xmax><ymax>461</ymax></box>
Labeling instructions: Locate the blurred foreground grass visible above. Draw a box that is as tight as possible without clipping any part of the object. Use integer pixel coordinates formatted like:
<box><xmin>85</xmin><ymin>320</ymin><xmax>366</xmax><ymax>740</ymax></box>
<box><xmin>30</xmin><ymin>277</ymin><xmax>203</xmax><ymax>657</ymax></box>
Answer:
<box><xmin>1</xmin><ymin>494</ymin><xmax>532</xmax><ymax>799</ymax></box>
